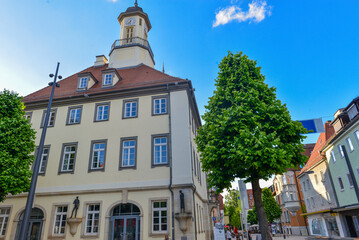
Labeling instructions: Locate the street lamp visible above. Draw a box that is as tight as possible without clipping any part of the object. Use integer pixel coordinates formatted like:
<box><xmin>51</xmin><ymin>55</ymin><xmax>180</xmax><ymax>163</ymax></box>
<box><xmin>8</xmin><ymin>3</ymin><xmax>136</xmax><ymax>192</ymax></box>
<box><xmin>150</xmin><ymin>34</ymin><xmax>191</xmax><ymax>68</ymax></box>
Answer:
<box><xmin>19</xmin><ymin>63</ymin><xmax>61</xmax><ymax>240</ymax></box>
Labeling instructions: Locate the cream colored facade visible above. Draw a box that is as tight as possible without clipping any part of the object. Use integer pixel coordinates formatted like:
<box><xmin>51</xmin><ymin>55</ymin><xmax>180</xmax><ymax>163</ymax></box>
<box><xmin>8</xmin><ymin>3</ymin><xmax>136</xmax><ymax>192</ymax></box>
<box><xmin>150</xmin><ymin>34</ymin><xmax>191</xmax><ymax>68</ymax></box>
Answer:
<box><xmin>0</xmin><ymin>3</ymin><xmax>210</xmax><ymax>240</ymax></box>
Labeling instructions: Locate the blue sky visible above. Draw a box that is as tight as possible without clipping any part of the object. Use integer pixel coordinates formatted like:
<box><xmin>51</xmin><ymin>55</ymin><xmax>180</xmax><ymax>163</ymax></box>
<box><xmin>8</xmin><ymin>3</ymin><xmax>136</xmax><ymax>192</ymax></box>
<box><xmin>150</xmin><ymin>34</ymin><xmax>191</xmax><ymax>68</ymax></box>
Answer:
<box><xmin>1</xmin><ymin>0</ymin><xmax>359</xmax><ymax>146</ymax></box>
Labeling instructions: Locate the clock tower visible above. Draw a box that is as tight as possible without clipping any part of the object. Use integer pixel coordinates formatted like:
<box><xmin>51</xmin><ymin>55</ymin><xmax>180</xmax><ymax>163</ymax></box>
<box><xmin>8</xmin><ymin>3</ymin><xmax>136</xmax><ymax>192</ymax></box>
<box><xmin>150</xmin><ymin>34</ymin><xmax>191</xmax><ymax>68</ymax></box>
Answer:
<box><xmin>109</xmin><ymin>1</ymin><xmax>155</xmax><ymax>69</ymax></box>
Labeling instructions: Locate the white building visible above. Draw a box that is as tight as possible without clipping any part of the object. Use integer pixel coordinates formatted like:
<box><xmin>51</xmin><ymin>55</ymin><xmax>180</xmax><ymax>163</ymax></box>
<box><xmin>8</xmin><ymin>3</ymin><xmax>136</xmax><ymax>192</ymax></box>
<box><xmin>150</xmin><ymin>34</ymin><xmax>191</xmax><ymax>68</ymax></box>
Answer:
<box><xmin>0</xmin><ymin>2</ymin><xmax>210</xmax><ymax>240</ymax></box>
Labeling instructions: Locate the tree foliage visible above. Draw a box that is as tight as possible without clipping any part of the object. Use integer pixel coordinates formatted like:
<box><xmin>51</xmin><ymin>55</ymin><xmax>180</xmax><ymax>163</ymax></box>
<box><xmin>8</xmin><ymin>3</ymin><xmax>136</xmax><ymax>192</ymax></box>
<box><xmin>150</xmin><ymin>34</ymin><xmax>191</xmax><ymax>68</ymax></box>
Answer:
<box><xmin>262</xmin><ymin>188</ymin><xmax>281</xmax><ymax>223</ymax></box>
<box><xmin>195</xmin><ymin>52</ymin><xmax>307</xmax><ymax>239</ymax></box>
<box><xmin>224</xmin><ymin>190</ymin><xmax>241</xmax><ymax>228</ymax></box>
<box><xmin>0</xmin><ymin>90</ymin><xmax>36</xmax><ymax>202</ymax></box>
<box><xmin>247</xmin><ymin>207</ymin><xmax>258</xmax><ymax>225</ymax></box>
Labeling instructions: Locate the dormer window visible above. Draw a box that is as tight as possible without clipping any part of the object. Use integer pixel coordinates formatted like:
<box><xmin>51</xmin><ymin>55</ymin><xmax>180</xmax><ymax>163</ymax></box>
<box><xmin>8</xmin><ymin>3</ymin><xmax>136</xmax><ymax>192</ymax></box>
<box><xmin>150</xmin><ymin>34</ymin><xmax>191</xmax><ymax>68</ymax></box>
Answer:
<box><xmin>348</xmin><ymin>104</ymin><xmax>358</xmax><ymax>120</ymax></box>
<box><xmin>103</xmin><ymin>74</ymin><xmax>113</xmax><ymax>86</ymax></box>
<box><xmin>78</xmin><ymin>77</ymin><xmax>88</xmax><ymax>89</ymax></box>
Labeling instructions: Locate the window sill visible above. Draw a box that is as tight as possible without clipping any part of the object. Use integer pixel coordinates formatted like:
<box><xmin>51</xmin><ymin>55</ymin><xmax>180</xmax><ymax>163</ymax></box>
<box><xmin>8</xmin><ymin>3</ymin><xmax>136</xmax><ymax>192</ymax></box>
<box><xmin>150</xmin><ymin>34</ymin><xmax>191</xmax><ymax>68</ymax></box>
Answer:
<box><xmin>149</xmin><ymin>232</ymin><xmax>169</xmax><ymax>237</ymax></box>
<box><xmin>58</xmin><ymin>171</ymin><xmax>75</xmax><ymax>175</ymax></box>
<box><xmin>152</xmin><ymin>112</ymin><xmax>168</xmax><ymax>116</ymax></box>
<box><xmin>94</xmin><ymin>119</ymin><xmax>109</xmax><ymax>122</ymax></box>
<box><xmin>66</xmin><ymin>122</ymin><xmax>81</xmax><ymax>126</ymax></box>
<box><xmin>122</xmin><ymin>116</ymin><xmax>138</xmax><ymax>119</ymax></box>
<box><xmin>81</xmin><ymin>234</ymin><xmax>100</xmax><ymax>239</ymax></box>
<box><xmin>48</xmin><ymin>234</ymin><xmax>66</xmax><ymax>239</ymax></box>
<box><xmin>119</xmin><ymin>166</ymin><xmax>136</xmax><ymax>170</ymax></box>
<box><xmin>88</xmin><ymin>168</ymin><xmax>105</xmax><ymax>173</ymax></box>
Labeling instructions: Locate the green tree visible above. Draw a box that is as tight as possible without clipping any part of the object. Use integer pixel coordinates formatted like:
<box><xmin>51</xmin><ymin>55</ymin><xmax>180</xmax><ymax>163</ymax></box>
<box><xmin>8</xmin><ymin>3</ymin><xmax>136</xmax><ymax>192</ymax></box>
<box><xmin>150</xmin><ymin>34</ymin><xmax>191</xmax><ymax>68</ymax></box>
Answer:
<box><xmin>247</xmin><ymin>207</ymin><xmax>258</xmax><ymax>225</ymax></box>
<box><xmin>262</xmin><ymin>188</ymin><xmax>281</xmax><ymax>223</ymax></box>
<box><xmin>195</xmin><ymin>52</ymin><xmax>307</xmax><ymax>239</ymax></box>
<box><xmin>224</xmin><ymin>190</ymin><xmax>241</xmax><ymax>228</ymax></box>
<box><xmin>0</xmin><ymin>90</ymin><xmax>36</xmax><ymax>202</ymax></box>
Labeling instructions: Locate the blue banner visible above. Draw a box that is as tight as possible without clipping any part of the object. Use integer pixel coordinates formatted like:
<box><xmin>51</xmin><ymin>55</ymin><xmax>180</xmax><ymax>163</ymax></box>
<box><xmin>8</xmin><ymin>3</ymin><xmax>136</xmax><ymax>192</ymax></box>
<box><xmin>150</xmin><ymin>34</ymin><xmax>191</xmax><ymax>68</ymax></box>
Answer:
<box><xmin>298</xmin><ymin>118</ymin><xmax>324</xmax><ymax>133</ymax></box>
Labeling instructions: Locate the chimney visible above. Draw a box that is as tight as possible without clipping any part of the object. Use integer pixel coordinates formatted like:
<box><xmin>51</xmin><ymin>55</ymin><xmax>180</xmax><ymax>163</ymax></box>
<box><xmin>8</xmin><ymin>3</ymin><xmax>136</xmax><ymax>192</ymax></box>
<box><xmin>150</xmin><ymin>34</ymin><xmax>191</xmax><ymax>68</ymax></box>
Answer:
<box><xmin>94</xmin><ymin>55</ymin><xmax>108</xmax><ymax>67</ymax></box>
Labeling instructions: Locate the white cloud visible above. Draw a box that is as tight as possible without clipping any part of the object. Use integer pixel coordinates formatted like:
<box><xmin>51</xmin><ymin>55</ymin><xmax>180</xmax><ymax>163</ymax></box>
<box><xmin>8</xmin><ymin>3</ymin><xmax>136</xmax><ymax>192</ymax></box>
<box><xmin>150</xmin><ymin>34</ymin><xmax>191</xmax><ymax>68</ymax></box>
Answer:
<box><xmin>213</xmin><ymin>0</ymin><xmax>271</xmax><ymax>27</ymax></box>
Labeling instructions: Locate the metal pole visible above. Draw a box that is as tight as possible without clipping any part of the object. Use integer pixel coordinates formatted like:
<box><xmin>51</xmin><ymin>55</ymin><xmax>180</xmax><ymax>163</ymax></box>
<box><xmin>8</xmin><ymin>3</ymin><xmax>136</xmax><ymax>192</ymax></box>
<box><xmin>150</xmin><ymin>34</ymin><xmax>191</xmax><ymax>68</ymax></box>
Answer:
<box><xmin>19</xmin><ymin>63</ymin><xmax>60</xmax><ymax>240</ymax></box>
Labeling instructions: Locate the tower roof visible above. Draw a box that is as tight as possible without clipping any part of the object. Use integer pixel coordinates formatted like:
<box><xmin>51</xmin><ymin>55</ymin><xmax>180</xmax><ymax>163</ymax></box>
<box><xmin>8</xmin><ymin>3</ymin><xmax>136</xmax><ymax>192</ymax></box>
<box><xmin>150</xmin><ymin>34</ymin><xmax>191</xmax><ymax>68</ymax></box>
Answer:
<box><xmin>118</xmin><ymin>1</ymin><xmax>152</xmax><ymax>31</ymax></box>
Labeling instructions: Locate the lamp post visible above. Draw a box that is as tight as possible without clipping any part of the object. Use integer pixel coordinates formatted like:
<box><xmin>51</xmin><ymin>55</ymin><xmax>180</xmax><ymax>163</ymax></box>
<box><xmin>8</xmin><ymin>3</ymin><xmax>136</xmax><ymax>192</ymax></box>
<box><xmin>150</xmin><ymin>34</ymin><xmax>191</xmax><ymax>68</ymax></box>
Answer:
<box><xmin>19</xmin><ymin>63</ymin><xmax>61</xmax><ymax>240</ymax></box>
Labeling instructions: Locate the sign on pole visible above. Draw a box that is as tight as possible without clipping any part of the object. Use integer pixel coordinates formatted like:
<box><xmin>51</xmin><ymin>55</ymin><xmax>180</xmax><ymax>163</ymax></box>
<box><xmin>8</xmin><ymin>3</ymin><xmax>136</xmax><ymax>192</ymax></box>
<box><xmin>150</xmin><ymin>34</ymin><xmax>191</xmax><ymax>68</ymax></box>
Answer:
<box><xmin>213</xmin><ymin>223</ymin><xmax>225</xmax><ymax>240</ymax></box>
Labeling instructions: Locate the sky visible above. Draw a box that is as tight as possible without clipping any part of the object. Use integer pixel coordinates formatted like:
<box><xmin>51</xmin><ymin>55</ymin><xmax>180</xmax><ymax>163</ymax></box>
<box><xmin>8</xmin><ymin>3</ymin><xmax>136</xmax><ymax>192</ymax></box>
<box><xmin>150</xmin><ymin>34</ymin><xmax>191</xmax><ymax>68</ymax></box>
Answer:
<box><xmin>1</xmin><ymin>0</ymin><xmax>359</xmax><ymax>190</ymax></box>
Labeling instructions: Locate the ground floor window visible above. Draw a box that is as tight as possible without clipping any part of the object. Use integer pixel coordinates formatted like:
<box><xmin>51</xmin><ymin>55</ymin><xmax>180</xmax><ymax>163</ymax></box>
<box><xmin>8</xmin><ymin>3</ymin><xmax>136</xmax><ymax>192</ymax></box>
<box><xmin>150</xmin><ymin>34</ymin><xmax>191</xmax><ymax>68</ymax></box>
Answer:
<box><xmin>85</xmin><ymin>204</ymin><xmax>100</xmax><ymax>235</ymax></box>
<box><xmin>152</xmin><ymin>201</ymin><xmax>168</xmax><ymax>233</ymax></box>
<box><xmin>53</xmin><ymin>206</ymin><xmax>68</xmax><ymax>235</ymax></box>
<box><xmin>0</xmin><ymin>208</ymin><xmax>10</xmax><ymax>237</ymax></box>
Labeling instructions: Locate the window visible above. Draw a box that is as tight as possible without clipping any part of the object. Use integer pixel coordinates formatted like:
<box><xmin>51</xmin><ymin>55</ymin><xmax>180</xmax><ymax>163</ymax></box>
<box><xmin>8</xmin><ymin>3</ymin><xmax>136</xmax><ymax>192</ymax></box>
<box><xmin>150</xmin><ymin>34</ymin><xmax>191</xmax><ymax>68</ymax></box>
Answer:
<box><xmin>326</xmin><ymin>192</ymin><xmax>332</xmax><ymax>204</ymax></box>
<box><xmin>120</xmin><ymin>138</ymin><xmax>137</xmax><ymax>168</ymax></box>
<box><xmin>314</xmin><ymin>174</ymin><xmax>318</xmax><ymax>185</ymax></box>
<box><xmin>153</xmin><ymin>97</ymin><xmax>167</xmax><ymax>115</ymax></box>
<box><xmin>152</xmin><ymin>135</ymin><xmax>168</xmax><ymax>166</ymax></box>
<box><xmin>311</xmin><ymin>197</ymin><xmax>315</xmax><ymax>208</ymax></box>
<box><xmin>123</xmin><ymin>100</ymin><xmax>138</xmax><ymax>118</ymax></box>
<box><xmin>78</xmin><ymin>77</ymin><xmax>88</xmax><ymax>89</ymax></box>
<box><xmin>193</xmin><ymin>149</ymin><xmax>197</xmax><ymax>176</ymax></box>
<box><xmin>152</xmin><ymin>201</ymin><xmax>168</xmax><ymax>233</ymax></box>
<box><xmin>338</xmin><ymin>177</ymin><xmax>345</xmax><ymax>191</ymax></box>
<box><xmin>306</xmin><ymin>179</ymin><xmax>310</xmax><ymax>189</ymax></box>
<box><xmin>41</xmin><ymin>109</ymin><xmax>56</xmax><ymax>127</ymax></box>
<box><xmin>302</xmin><ymin>181</ymin><xmax>306</xmax><ymax>191</ymax></box>
<box><xmin>338</xmin><ymin>145</ymin><xmax>344</xmax><ymax>158</ymax></box>
<box><xmin>321</xmin><ymin>194</ymin><xmax>325</xmax><ymax>205</ymax></box>
<box><xmin>95</xmin><ymin>103</ymin><xmax>110</xmax><ymax>121</ymax></box>
<box><xmin>126</xmin><ymin>27</ymin><xmax>134</xmax><ymax>43</ymax></box>
<box><xmin>353</xmin><ymin>216</ymin><xmax>359</xmax><ymax>231</ymax></box>
<box><xmin>103</xmin><ymin>74</ymin><xmax>112</xmax><ymax>86</ymax></box>
<box><xmin>59</xmin><ymin>143</ymin><xmax>77</xmax><ymax>173</ymax></box>
<box><xmin>67</xmin><ymin>106</ymin><xmax>82</xmax><ymax>125</ymax></box>
<box><xmin>139</xmin><ymin>18</ymin><xmax>142</xmax><ymax>25</ymax></box>
<box><xmin>0</xmin><ymin>208</ymin><xmax>10</xmax><ymax>237</ymax></box>
<box><xmin>53</xmin><ymin>206</ymin><xmax>68</xmax><ymax>235</ymax></box>
<box><xmin>346</xmin><ymin>137</ymin><xmax>354</xmax><ymax>152</ymax></box>
<box><xmin>85</xmin><ymin>204</ymin><xmax>100</xmax><ymax>235</ymax></box>
<box><xmin>25</xmin><ymin>112</ymin><xmax>32</xmax><ymax>123</ymax></box>
<box><xmin>320</xmin><ymin>171</ymin><xmax>325</xmax><ymax>181</ymax></box>
<box><xmin>307</xmin><ymin>198</ymin><xmax>311</xmax><ymax>209</ymax></box>
<box><xmin>39</xmin><ymin>146</ymin><xmax>50</xmax><ymax>174</ymax></box>
<box><xmin>282</xmin><ymin>176</ymin><xmax>287</xmax><ymax>185</ymax></box>
<box><xmin>347</xmin><ymin>173</ymin><xmax>354</xmax><ymax>188</ymax></box>
<box><xmin>355</xmin><ymin>131</ymin><xmax>359</xmax><ymax>146</ymax></box>
<box><xmin>348</xmin><ymin>104</ymin><xmax>359</xmax><ymax>120</ymax></box>
<box><xmin>331</xmin><ymin>151</ymin><xmax>336</xmax><ymax>163</ymax></box>
<box><xmin>90</xmin><ymin>141</ymin><xmax>107</xmax><ymax>171</ymax></box>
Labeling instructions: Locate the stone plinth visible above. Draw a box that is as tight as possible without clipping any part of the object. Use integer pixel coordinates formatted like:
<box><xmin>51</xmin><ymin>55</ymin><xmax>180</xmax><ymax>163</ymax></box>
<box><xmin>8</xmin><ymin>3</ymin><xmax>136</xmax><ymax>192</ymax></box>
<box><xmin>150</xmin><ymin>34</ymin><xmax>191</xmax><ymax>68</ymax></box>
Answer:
<box><xmin>67</xmin><ymin>218</ymin><xmax>82</xmax><ymax>236</ymax></box>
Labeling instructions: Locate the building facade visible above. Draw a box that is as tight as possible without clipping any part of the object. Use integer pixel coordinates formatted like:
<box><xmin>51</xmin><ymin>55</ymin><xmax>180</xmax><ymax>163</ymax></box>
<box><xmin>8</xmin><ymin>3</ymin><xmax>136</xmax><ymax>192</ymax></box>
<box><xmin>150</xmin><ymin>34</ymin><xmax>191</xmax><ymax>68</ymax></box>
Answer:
<box><xmin>322</xmin><ymin>97</ymin><xmax>359</xmax><ymax>238</ymax></box>
<box><xmin>272</xmin><ymin>144</ymin><xmax>314</xmax><ymax>236</ymax></box>
<box><xmin>0</xmin><ymin>3</ymin><xmax>210</xmax><ymax>240</ymax></box>
<box><xmin>297</xmin><ymin>122</ymin><xmax>342</xmax><ymax>237</ymax></box>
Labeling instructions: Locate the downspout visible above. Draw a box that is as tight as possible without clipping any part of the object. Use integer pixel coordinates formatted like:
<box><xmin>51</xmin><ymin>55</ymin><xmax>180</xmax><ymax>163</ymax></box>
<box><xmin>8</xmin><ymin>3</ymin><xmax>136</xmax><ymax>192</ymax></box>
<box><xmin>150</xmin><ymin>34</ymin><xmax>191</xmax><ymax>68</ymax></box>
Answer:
<box><xmin>342</xmin><ymin>146</ymin><xmax>359</xmax><ymax>201</ymax></box>
<box><xmin>292</xmin><ymin>170</ymin><xmax>309</xmax><ymax>235</ymax></box>
<box><xmin>167</xmin><ymin>83</ymin><xmax>175</xmax><ymax>240</ymax></box>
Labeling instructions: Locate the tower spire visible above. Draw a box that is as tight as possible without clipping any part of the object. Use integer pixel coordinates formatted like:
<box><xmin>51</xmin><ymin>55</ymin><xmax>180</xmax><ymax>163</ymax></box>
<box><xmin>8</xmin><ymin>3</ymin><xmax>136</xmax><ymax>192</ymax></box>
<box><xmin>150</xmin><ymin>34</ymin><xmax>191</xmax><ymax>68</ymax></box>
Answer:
<box><xmin>162</xmin><ymin>62</ymin><xmax>165</xmax><ymax>73</ymax></box>
<box><xmin>134</xmin><ymin>0</ymin><xmax>138</xmax><ymax>7</ymax></box>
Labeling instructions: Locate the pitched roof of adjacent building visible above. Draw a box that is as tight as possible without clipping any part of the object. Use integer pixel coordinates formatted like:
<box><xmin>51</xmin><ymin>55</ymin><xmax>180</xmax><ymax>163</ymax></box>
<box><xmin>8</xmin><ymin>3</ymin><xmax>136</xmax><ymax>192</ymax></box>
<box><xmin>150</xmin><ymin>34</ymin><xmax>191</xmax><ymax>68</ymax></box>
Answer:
<box><xmin>298</xmin><ymin>121</ymin><xmax>335</xmax><ymax>176</ymax></box>
<box><xmin>23</xmin><ymin>64</ymin><xmax>187</xmax><ymax>103</ymax></box>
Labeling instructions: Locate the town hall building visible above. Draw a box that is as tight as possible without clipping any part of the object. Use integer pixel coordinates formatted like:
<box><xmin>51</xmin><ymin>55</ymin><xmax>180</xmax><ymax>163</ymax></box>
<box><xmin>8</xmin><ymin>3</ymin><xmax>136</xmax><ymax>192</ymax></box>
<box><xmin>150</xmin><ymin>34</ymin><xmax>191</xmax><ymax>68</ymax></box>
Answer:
<box><xmin>0</xmin><ymin>2</ymin><xmax>210</xmax><ymax>240</ymax></box>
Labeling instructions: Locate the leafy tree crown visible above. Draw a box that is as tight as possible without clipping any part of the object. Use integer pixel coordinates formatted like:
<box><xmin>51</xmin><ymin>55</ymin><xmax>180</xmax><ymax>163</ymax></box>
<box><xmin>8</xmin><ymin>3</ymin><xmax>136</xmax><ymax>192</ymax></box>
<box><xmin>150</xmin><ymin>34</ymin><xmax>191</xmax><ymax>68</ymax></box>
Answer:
<box><xmin>195</xmin><ymin>52</ymin><xmax>307</xmax><ymax>191</ymax></box>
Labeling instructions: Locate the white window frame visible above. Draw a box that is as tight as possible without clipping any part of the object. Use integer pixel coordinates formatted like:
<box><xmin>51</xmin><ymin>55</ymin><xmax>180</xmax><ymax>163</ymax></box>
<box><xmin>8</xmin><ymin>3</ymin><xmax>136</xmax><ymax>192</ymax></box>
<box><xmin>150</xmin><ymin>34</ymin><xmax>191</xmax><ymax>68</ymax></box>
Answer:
<box><xmin>0</xmin><ymin>208</ymin><xmax>10</xmax><ymax>237</ymax></box>
<box><xmin>124</xmin><ymin>101</ymin><xmax>138</xmax><ymax>118</ymax></box>
<box><xmin>152</xmin><ymin>201</ymin><xmax>168</xmax><ymax>233</ymax></box>
<box><xmin>121</xmin><ymin>139</ymin><xmax>136</xmax><ymax>167</ymax></box>
<box><xmin>53</xmin><ymin>206</ymin><xmax>68</xmax><ymax>235</ymax></box>
<box><xmin>85</xmin><ymin>204</ymin><xmax>100</xmax><ymax>235</ymax></box>
<box><xmin>96</xmin><ymin>104</ymin><xmax>109</xmax><ymax>121</ymax></box>
<box><xmin>347</xmin><ymin>172</ymin><xmax>354</xmax><ymax>188</ymax></box>
<box><xmin>302</xmin><ymin>181</ymin><xmax>306</xmax><ymax>191</ymax></box>
<box><xmin>42</xmin><ymin>109</ymin><xmax>56</xmax><ymax>127</ymax></box>
<box><xmin>61</xmin><ymin>144</ymin><xmax>77</xmax><ymax>172</ymax></box>
<box><xmin>320</xmin><ymin>170</ymin><xmax>325</xmax><ymax>181</ymax></box>
<box><xmin>326</xmin><ymin>192</ymin><xmax>332</xmax><ymax>204</ymax></box>
<box><xmin>68</xmin><ymin>107</ymin><xmax>82</xmax><ymax>124</ymax></box>
<box><xmin>78</xmin><ymin>77</ymin><xmax>88</xmax><ymax>89</ymax></box>
<box><xmin>153</xmin><ymin>98</ymin><xmax>167</xmax><ymax>115</ymax></box>
<box><xmin>39</xmin><ymin>147</ymin><xmax>50</xmax><ymax>174</ymax></box>
<box><xmin>331</xmin><ymin>151</ymin><xmax>336</xmax><ymax>163</ymax></box>
<box><xmin>91</xmin><ymin>142</ymin><xmax>106</xmax><ymax>170</ymax></box>
<box><xmin>346</xmin><ymin>137</ymin><xmax>354</xmax><ymax>152</ymax></box>
<box><xmin>348</xmin><ymin>104</ymin><xmax>359</xmax><ymax>120</ymax></box>
<box><xmin>338</xmin><ymin>145</ymin><xmax>344</xmax><ymax>158</ymax></box>
<box><xmin>153</xmin><ymin>136</ymin><xmax>168</xmax><ymax>165</ymax></box>
<box><xmin>353</xmin><ymin>216</ymin><xmax>359</xmax><ymax>231</ymax></box>
<box><xmin>103</xmin><ymin>74</ymin><xmax>112</xmax><ymax>86</ymax></box>
<box><xmin>354</xmin><ymin>131</ymin><xmax>359</xmax><ymax>146</ymax></box>
<box><xmin>338</xmin><ymin>177</ymin><xmax>345</xmax><ymax>191</ymax></box>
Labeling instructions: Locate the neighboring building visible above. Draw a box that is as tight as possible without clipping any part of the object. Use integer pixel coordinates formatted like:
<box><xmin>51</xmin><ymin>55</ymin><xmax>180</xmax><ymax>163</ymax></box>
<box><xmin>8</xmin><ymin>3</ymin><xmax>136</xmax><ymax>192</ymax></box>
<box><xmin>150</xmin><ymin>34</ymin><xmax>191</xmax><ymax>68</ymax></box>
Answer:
<box><xmin>297</xmin><ymin>121</ymin><xmax>342</xmax><ymax>237</ymax></box>
<box><xmin>272</xmin><ymin>144</ymin><xmax>315</xmax><ymax>235</ymax></box>
<box><xmin>0</xmin><ymin>2</ymin><xmax>210</xmax><ymax>240</ymax></box>
<box><xmin>247</xmin><ymin>190</ymin><xmax>254</xmax><ymax>209</ymax></box>
<box><xmin>322</xmin><ymin>97</ymin><xmax>359</xmax><ymax>238</ymax></box>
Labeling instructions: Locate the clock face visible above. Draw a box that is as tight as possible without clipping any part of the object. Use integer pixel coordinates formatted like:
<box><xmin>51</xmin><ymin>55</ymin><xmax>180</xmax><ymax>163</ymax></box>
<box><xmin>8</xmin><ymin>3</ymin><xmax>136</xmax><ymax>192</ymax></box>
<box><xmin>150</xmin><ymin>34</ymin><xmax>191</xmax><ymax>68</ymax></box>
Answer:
<box><xmin>126</xmin><ymin>17</ymin><xmax>136</xmax><ymax>26</ymax></box>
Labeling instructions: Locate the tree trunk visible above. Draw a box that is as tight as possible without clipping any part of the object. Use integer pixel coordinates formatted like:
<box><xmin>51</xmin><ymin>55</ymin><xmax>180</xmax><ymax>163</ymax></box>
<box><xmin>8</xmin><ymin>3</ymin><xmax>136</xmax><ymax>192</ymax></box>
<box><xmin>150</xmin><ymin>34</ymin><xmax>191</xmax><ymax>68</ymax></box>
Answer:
<box><xmin>252</xmin><ymin>179</ymin><xmax>272</xmax><ymax>240</ymax></box>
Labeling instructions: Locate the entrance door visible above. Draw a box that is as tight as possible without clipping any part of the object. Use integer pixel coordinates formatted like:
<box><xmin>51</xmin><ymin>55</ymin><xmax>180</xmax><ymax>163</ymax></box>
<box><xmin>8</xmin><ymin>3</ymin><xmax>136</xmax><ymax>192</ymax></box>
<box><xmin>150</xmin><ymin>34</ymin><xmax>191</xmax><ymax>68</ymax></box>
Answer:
<box><xmin>15</xmin><ymin>208</ymin><xmax>44</xmax><ymax>240</ymax></box>
<box><xmin>28</xmin><ymin>221</ymin><xmax>42</xmax><ymax>240</ymax></box>
<box><xmin>112</xmin><ymin>216</ymin><xmax>139</xmax><ymax>240</ymax></box>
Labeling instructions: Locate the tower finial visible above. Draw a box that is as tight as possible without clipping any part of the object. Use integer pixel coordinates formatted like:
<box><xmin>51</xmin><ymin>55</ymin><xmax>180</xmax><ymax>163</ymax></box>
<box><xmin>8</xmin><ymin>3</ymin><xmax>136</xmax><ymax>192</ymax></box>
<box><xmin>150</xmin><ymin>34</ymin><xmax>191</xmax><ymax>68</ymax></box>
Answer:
<box><xmin>162</xmin><ymin>62</ymin><xmax>165</xmax><ymax>73</ymax></box>
<box><xmin>135</xmin><ymin>0</ymin><xmax>138</xmax><ymax>7</ymax></box>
